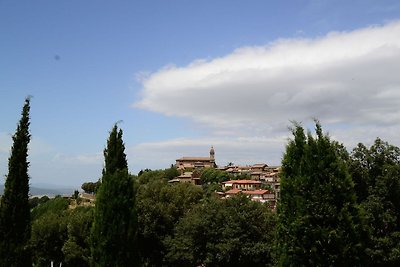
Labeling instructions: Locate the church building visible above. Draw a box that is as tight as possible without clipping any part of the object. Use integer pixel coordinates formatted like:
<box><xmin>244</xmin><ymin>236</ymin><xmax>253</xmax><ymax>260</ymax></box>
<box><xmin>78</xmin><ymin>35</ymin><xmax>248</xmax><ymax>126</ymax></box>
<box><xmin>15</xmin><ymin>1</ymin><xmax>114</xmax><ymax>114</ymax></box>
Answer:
<box><xmin>175</xmin><ymin>146</ymin><xmax>216</xmax><ymax>171</ymax></box>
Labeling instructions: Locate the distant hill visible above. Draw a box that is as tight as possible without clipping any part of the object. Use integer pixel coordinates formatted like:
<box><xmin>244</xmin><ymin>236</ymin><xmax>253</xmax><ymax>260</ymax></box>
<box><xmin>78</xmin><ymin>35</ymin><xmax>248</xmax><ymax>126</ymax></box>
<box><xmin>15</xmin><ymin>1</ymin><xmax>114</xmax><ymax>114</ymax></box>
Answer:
<box><xmin>0</xmin><ymin>184</ymin><xmax>75</xmax><ymax>197</ymax></box>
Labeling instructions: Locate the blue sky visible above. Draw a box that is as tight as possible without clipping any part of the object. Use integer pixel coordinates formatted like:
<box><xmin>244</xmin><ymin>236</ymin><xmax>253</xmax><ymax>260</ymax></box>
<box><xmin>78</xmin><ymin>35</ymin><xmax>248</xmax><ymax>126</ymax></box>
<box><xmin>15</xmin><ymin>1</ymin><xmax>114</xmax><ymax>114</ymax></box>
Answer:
<box><xmin>1</xmin><ymin>0</ymin><xmax>400</xmax><ymax>187</ymax></box>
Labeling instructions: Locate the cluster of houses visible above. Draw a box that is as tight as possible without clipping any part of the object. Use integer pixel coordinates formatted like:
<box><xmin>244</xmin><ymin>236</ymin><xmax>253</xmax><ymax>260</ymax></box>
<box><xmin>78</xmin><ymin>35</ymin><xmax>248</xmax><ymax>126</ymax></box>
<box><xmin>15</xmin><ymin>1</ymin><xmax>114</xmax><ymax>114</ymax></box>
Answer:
<box><xmin>170</xmin><ymin>147</ymin><xmax>281</xmax><ymax>208</ymax></box>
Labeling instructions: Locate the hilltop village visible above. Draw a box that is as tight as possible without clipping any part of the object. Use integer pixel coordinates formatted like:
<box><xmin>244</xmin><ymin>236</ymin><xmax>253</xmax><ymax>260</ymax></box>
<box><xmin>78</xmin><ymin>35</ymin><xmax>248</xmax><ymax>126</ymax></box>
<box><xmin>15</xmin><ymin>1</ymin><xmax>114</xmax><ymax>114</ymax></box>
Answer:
<box><xmin>169</xmin><ymin>146</ymin><xmax>281</xmax><ymax>208</ymax></box>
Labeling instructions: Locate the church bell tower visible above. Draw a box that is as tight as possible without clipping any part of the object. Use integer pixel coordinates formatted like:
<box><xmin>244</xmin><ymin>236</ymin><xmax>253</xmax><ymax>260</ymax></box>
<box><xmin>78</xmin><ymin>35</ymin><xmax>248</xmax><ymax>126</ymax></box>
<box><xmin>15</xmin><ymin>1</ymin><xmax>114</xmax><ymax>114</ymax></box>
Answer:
<box><xmin>210</xmin><ymin>146</ymin><xmax>215</xmax><ymax>166</ymax></box>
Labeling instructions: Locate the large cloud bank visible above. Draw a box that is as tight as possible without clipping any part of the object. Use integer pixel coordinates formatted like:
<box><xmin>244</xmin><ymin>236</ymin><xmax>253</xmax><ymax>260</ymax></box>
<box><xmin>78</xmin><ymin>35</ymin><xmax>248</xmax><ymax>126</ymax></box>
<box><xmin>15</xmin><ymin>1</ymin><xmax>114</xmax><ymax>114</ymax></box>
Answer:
<box><xmin>136</xmin><ymin>21</ymin><xmax>400</xmax><ymax>131</ymax></box>
<box><xmin>132</xmin><ymin>21</ymin><xmax>400</xmax><ymax>168</ymax></box>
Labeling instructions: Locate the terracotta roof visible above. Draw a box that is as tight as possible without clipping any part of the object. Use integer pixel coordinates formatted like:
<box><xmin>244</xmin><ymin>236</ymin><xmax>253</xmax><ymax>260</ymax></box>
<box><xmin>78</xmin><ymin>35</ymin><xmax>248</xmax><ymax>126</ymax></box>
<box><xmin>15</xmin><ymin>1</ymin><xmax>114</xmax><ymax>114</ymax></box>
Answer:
<box><xmin>237</xmin><ymin>166</ymin><xmax>251</xmax><ymax>169</ymax></box>
<box><xmin>176</xmin><ymin>157</ymin><xmax>211</xmax><ymax>161</ymax></box>
<box><xmin>243</xmin><ymin>189</ymin><xmax>271</xmax><ymax>195</ymax></box>
<box><xmin>224</xmin><ymin>189</ymin><xmax>273</xmax><ymax>196</ymax></box>
<box><xmin>225</xmin><ymin>188</ymin><xmax>242</xmax><ymax>194</ymax></box>
<box><xmin>178</xmin><ymin>173</ymin><xmax>193</xmax><ymax>178</ymax></box>
<box><xmin>222</xmin><ymin>180</ymin><xmax>262</xmax><ymax>184</ymax></box>
<box><xmin>252</xmin><ymin>163</ymin><xmax>268</xmax><ymax>168</ymax></box>
<box><xmin>225</xmin><ymin>189</ymin><xmax>271</xmax><ymax>195</ymax></box>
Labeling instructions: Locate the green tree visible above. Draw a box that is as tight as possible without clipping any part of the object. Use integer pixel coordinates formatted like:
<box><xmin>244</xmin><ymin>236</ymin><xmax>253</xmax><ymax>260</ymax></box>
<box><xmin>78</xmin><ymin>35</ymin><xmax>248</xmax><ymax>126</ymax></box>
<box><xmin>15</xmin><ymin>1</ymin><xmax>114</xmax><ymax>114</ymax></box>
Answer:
<box><xmin>200</xmin><ymin>168</ymin><xmax>231</xmax><ymax>184</ymax></box>
<box><xmin>0</xmin><ymin>98</ymin><xmax>32</xmax><ymax>266</ymax></box>
<box><xmin>30</xmin><ymin>196</ymin><xmax>70</xmax><ymax>266</ymax></box>
<box><xmin>164</xmin><ymin>165</ymin><xmax>180</xmax><ymax>181</ymax></box>
<box><xmin>165</xmin><ymin>194</ymin><xmax>276</xmax><ymax>267</ymax></box>
<box><xmin>349</xmin><ymin>138</ymin><xmax>400</xmax><ymax>265</ymax></box>
<box><xmin>91</xmin><ymin>125</ymin><xmax>137</xmax><ymax>266</ymax></box>
<box><xmin>200</xmin><ymin>168</ymin><xmax>232</xmax><ymax>195</ymax></box>
<box><xmin>81</xmin><ymin>181</ymin><xmax>100</xmax><ymax>194</ymax></box>
<box><xmin>31</xmin><ymin>212</ymin><xmax>68</xmax><ymax>266</ymax></box>
<box><xmin>136</xmin><ymin>176</ymin><xmax>204</xmax><ymax>266</ymax></box>
<box><xmin>62</xmin><ymin>206</ymin><xmax>94</xmax><ymax>267</ymax></box>
<box><xmin>31</xmin><ymin>196</ymin><xmax>69</xmax><ymax>220</ymax></box>
<box><xmin>102</xmin><ymin>124</ymin><xmax>127</xmax><ymax>176</ymax></box>
<box><xmin>277</xmin><ymin>122</ymin><xmax>362</xmax><ymax>266</ymax></box>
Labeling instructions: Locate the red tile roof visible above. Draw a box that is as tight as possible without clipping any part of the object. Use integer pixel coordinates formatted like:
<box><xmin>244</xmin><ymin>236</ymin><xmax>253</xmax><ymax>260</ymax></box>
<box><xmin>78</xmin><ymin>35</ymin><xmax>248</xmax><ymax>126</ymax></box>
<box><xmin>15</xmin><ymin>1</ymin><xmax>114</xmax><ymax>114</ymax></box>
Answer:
<box><xmin>177</xmin><ymin>157</ymin><xmax>211</xmax><ymax>161</ymax></box>
<box><xmin>252</xmin><ymin>163</ymin><xmax>268</xmax><ymax>168</ymax></box>
<box><xmin>243</xmin><ymin>189</ymin><xmax>271</xmax><ymax>195</ymax></box>
<box><xmin>224</xmin><ymin>189</ymin><xmax>271</xmax><ymax>195</ymax></box>
<box><xmin>225</xmin><ymin>188</ymin><xmax>242</xmax><ymax>194</ymax></box>
<box><xmin>222</xmin><ymin>180</ymin><xmax>262</xmax><ymax>184</ymax></box>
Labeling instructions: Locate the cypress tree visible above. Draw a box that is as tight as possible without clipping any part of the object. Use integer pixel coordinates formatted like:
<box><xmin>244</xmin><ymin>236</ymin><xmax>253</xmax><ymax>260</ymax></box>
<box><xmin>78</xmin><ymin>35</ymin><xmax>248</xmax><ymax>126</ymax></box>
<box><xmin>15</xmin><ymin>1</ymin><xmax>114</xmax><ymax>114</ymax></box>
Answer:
<box><xmin>91</xmin><ymin>124</ymin><xmax>137</xmax><ymax>266</ymax></box>
<box><xmin>0</xmin><ymin>97</ymin><xmax>32</xmax><ymax>267</ymax></box>
<box><xmin>277</xmin><ymin>122</ymin><xmax>362</xmax><ymax>266</ymax></box>
<box><xmin>102</xmin><ymin>124</ymin><xmax>128</xmax><ymax>176</ymax></box>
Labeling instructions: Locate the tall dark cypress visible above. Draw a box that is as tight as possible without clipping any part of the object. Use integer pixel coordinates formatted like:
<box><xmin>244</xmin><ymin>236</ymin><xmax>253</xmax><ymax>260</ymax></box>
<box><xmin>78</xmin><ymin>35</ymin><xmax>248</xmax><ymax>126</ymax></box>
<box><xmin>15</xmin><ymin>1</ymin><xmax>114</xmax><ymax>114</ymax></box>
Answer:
<box><xmin>277</xmin><ymin>122</ymin><xmax>363</xmax><ymax>266</ymax></box>
<box><xmin>91</xmin><ymin>124</ymin><xmax>137</xmax><ymax>266</ymax></box>
<box><xmin>0</xmin><ymin>98</ymin><xmax>32</xmax><ymax>267</ymax></box>
<box><xmin>102</xmin><ymin>124</ymin><xmax>128</xmax><ymax>176</ymax></box>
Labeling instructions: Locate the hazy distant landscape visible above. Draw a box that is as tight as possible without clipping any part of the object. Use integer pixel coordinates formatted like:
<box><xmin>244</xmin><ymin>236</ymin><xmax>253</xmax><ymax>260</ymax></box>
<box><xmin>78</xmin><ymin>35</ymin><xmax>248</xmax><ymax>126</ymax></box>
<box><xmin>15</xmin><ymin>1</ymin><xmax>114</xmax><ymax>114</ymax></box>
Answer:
<box><xmin>0</xmin><ymin>184</ymin><xmax>75</xmax><ymax>197</ymax></box>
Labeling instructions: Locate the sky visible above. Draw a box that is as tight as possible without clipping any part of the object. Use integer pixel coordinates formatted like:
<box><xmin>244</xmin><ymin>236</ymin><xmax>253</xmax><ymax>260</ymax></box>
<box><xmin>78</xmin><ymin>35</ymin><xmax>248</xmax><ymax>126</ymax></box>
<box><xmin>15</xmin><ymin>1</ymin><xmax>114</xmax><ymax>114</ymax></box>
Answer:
<box><xmin>1</xmin><ymin>0</ymin><xmax>400</xmax><ymax>187</ymax></box>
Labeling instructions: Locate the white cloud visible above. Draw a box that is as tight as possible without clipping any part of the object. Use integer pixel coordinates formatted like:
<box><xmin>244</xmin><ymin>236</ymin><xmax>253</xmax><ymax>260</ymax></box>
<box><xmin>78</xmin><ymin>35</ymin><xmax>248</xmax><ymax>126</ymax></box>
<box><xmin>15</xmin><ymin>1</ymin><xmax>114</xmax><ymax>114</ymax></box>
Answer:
<box><xmin>131</xmin><ymin>21</ymin><xmax>400</xmax><ymax>169</ymax></box>
<box><xmin>135</xmin><ymin>21</ymin><xmax>400</xmax><ymax>135</ymax></box>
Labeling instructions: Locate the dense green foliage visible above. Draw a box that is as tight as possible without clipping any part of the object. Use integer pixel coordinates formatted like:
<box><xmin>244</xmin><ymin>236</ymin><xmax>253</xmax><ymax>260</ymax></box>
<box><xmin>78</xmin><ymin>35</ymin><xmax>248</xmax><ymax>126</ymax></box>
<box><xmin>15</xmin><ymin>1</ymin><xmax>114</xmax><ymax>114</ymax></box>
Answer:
<box><xmin>200</xmin><ymin>168</ymin><xmax>232</xmax><ymax>184</ymax></box>
<box><xmin>0</xmin><ymin>98</ymin><xmax>32</xmax><ymax>267</ymax></box>
<box><xmin>62</xmin><ymin>207</ymin><xmax>94</xmax><ymax>267</ymax></box>
<box><xmin>277</xmin><ymin>122</ymin><xmax>362</xmax><ymax>266</ymax></box>
<box><xmin>29</xmin><ymin>195</ymin><xmax>50</xmax><ymax>209</ymax></box>
<box><xmin>31</xmin><ymin>209</ymin><xmax>68</xmax><ymax>266</ymax></box>
<box><xmin>31</xmin><ymin>196</ymin><xmax>69</xmax><ymax>220</ymax></box>
<box><xmin>165</xmin><ymin>194</ymin><xmax>276</xmax><ymax>267</ymax></box>
<box><xmin>200</xmin><ymin>168</ymin><xmax>233</xmax><ymax>195</ymax></box>
<box><xmin>164</xmin><ymin>165</ymin><xmax>180</xmax><ymax>180</ymax></box>
<box><xmin>136</xmin><ymin>175</ymin><xmax>204</xmax><ymax>266</ymax></box>
<box><xmin>81</xmin><ymin>181</ymin><xmax>101</xmax><ymax>194</ymax></box>
<box><xmin>91</xmin><ymin>125</ymin><xmax>137</xmax><ymax>266</ymax></box>
<box><xmin>30</xmin><ymin>197</ymin><xmax>93</xmax><ymax>266</ymax></box>
<box><xmin>349</xmin><ymin>139</ymin><xmax>400</xmax><ymax>266</ymax></box>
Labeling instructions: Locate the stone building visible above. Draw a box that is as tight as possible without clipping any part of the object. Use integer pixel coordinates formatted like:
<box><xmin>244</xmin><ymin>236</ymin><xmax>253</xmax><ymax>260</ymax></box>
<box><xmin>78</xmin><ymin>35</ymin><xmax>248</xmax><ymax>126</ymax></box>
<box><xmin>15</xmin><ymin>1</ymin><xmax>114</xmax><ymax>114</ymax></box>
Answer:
<box><xmin>175</xmin><ymin>146</ymin><xmax>216</xmax><ymax>171</ymax></box>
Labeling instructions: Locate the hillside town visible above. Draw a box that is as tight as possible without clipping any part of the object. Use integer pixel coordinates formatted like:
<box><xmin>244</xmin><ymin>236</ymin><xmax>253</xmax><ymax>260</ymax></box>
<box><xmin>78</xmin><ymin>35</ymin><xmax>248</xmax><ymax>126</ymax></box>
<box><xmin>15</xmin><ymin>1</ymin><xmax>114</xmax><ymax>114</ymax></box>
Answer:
<box><xmin>170</xmin><ymin>146</ymin><xmax>281</xmax><ymax>208</ymax></box>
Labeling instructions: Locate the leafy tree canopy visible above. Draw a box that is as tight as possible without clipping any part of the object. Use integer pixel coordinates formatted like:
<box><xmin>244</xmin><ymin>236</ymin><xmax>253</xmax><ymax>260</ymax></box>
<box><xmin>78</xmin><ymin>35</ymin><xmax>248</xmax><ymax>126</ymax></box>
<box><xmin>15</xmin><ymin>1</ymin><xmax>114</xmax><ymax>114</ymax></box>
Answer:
<box><xmin>136</xmin><ymin>175</ymin><xmax>203</xmax><ymax>266</ymax></box>
<box><xmin>277</xmin><ymin>122</ymin><xmax>362</xmax><ymax>266</ymax></box>
<box><xmin>350</xmin><ymin>138</ymin><xmax>400</xmax><ymax>265</ymax></box>
<box><xmin>165</xmin><ymin>194</ymin><xmax>276</xmax><ymax>267</ymax></box>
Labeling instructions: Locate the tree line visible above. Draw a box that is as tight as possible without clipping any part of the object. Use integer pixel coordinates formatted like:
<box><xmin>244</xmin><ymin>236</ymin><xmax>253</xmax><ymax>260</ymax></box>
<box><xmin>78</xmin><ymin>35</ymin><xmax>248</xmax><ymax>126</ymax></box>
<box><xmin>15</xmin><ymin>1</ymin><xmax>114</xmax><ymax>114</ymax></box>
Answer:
<box><xmin>0</xmin><ymin>99</ymin><xmax>399</xmax><ymax>266</ymax></box>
